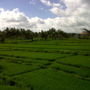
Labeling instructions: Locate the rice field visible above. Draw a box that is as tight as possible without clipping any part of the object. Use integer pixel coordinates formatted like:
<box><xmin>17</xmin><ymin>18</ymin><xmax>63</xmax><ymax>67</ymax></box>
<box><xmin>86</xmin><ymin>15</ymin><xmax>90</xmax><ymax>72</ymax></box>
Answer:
<box><xmin>0</xmin><ymin>39</ymin><xmax>90</xmax><ymax>90</ymax></box>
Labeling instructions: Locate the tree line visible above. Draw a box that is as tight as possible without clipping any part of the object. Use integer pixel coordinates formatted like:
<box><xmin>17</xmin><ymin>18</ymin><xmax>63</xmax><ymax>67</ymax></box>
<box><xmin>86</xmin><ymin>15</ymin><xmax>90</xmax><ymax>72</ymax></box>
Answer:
<box><xmin>0</xmin><ymin>27</ymin><xmax>89</xmax><ymax>43</ymax></box>
<box><xmin>0</xmin><ymin>28</ymin><xmax>69</xmax><ymax>43</ymax></box>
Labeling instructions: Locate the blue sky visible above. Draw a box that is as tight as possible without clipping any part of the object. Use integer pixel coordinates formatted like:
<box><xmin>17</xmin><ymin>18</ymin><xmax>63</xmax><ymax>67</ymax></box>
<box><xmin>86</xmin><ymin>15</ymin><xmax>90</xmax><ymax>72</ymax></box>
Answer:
<box><xmin>0</xmin><ymin>0</ymin><xmax>57</xmax><ymax>18</ymax></box>
<box><xmin>0</xmin><ymin>0</ymin><xmax>89</xmax><ymax>32</ymax></box>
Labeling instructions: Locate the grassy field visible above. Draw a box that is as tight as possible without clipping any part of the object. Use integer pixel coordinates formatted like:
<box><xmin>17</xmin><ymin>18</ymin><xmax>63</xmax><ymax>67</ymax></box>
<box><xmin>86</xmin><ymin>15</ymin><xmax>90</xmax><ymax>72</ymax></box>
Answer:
<box><xmin>0</xmin><ymin>39</ymin><xmax>90</xmax><ymax>90</ymax></box>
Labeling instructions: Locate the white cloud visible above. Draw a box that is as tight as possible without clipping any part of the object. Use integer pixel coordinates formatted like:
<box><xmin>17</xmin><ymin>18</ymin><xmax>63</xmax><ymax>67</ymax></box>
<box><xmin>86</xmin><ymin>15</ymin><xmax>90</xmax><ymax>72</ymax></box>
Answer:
<box><xmin>0</xmin><ymin>8</ymin><xmax>30</xmax><ymax>29</ymax></box>
<box><xmin>39</xmin><ymin>0</ymin><xmax>90</xmax><ymax>32</ymax></box>
<box><xmin>49</xmin><ymin>0</ymin><xmax>86</xmax><ymax>17</ymax></box>
<box><xmin>39</xmin><ymin>0</ymin><xmax>89</xmax><ymax>17</ymax></box>
<box><xmin>40</xmin><ymin>0</ymin><xmax>60</xmax><ymax>7</ymax></box>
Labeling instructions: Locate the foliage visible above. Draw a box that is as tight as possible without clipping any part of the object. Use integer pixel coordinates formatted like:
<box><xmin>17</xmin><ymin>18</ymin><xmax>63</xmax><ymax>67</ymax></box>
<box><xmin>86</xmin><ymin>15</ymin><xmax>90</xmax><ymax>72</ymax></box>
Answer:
<box><xmin>0</xmin><ymin>28</ymin><xmax>70</xmax><ymax>41</ymax></box>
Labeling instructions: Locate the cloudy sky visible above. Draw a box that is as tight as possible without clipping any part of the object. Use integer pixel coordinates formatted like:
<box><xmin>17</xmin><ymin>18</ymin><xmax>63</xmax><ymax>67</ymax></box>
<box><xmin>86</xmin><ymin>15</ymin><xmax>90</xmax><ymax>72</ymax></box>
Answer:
<box><xmin>0</xmin><ymin>0</ymin><xmax>90</xmax><ymax>32</ymax></box>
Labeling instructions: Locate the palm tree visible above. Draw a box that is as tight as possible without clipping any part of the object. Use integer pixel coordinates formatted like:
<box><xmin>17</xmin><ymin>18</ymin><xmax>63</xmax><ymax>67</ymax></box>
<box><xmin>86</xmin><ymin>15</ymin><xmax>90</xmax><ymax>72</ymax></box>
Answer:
<box><xmin>0</xmin><ymin>31</ymin><xmax>5</xmax><ymax>43</ymax></box>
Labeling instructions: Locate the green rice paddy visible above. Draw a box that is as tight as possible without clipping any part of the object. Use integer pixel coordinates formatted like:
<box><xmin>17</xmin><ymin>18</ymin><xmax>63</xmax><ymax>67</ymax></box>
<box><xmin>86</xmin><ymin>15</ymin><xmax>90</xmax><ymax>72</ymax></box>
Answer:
<box><xmin>0</xmin><ymin>39</ymin><xmax>90</xmax><ymax>90</ymax></box>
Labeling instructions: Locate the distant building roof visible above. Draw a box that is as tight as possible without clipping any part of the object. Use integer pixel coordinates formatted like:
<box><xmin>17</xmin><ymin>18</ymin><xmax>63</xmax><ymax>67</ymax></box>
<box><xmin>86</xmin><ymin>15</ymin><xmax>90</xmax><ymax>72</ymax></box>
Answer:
<box><xmin>80</xmin><ymin>31</ymin><xmax>89</xmax><ymax>35</ymax></box>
